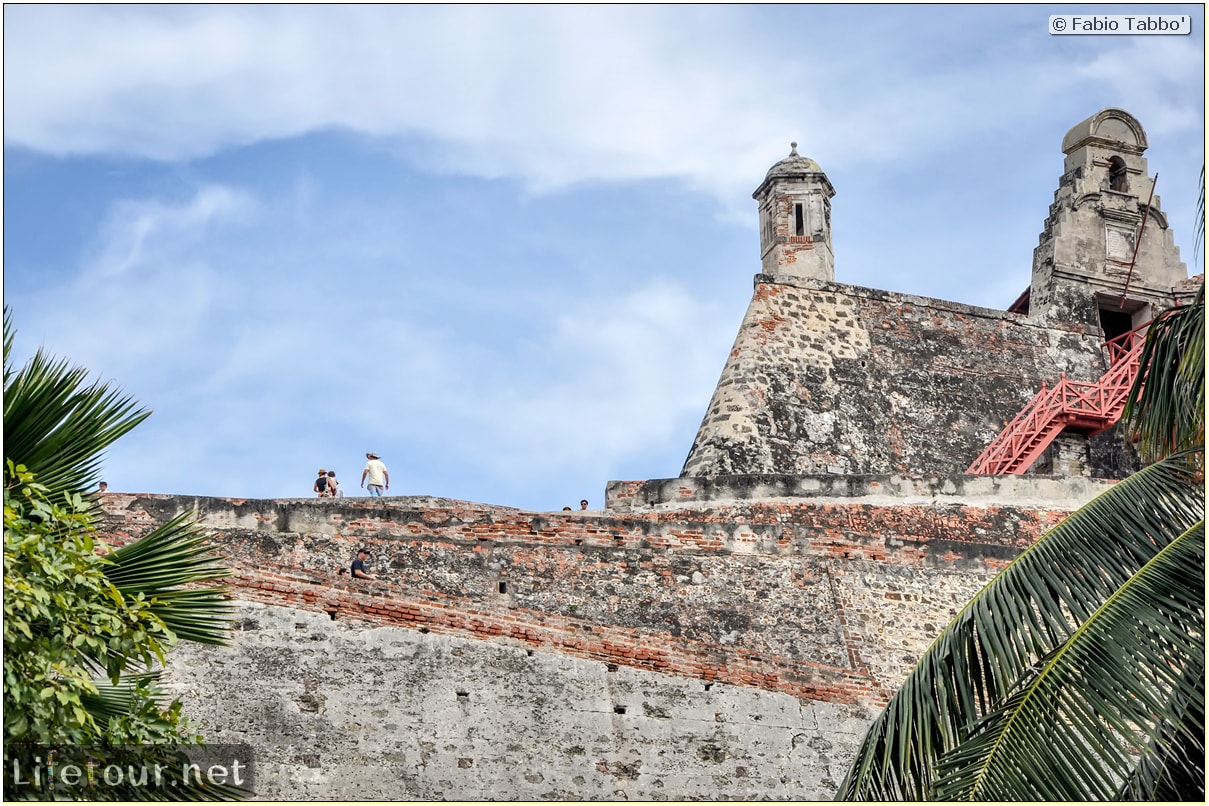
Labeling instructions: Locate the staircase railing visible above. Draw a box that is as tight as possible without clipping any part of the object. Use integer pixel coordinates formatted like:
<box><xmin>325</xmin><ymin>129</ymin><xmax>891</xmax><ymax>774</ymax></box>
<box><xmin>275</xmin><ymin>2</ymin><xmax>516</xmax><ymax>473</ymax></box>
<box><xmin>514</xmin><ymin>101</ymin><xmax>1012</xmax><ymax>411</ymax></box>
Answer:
<box><xmin>966</xmin><ymin>325</ymin><xmax>1147</xmax><ymax>475</ymax></box>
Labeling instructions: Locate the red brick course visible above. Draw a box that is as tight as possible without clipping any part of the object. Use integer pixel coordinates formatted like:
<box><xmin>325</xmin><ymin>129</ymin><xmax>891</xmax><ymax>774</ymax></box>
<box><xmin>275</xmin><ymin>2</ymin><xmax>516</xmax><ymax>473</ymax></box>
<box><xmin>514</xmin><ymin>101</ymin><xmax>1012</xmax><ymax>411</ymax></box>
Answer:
<box><xmin>99</xmin><ymin>491</ymin><xmax>1078</xmax><ymax>708</ymax></box>
<box><xmin>235</xmin><ymin>567</ymin><xmax>883</xmax><ymax>707</ymax></box>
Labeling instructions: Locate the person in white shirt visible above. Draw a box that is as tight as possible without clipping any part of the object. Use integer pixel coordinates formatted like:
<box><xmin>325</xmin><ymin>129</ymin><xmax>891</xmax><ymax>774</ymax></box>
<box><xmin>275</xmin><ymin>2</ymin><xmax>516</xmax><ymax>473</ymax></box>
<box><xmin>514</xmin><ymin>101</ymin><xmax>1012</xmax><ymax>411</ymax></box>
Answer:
<box><xmin>360</xmin><ymin>452</ymin><xmax>389</xmax><ymax>497</ymax></box>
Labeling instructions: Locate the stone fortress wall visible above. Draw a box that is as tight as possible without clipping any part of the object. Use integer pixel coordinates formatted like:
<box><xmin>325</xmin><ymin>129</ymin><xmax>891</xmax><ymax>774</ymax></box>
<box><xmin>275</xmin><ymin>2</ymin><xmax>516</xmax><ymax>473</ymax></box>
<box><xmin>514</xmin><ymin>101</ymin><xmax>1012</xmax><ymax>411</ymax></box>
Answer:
<box><xmin>105</xmin><ymin>476</ymin><xmax>1105</xmax><ymax>800</ymax></box>
<box><xmin>95</xmin><ymin>108</ymin><xmax>1197</xmax><ymax>800</ymax></box>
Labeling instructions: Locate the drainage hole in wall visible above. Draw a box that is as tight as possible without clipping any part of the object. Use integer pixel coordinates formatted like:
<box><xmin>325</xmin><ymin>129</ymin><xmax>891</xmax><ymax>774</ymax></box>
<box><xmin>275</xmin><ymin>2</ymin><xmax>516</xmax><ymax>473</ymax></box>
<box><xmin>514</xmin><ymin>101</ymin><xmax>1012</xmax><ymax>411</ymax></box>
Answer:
<box><xmin>613</xmin><ymin>705</ymin><xmax>627</xmax><ymax>715</ymax></box>
<box><xmin>456</xmin><ymin>691</ymin><xmax>470</xmax><ymax>702</ymax></box>
<box><xmin>419</xmin><ymin>627</ymin><xmax>430</xmax><ymax>634</ymax></box>
<box><xmin>574</xmin><ymin>539</ymin><xmax>583</xmax><ymax>545</ymax></box>
<box><xmin>498</xmin><ymin>581</ymin><xmax>508</xmax><ymax>594</ymax></box>
<box><xmin>704</xmin><ymin>682</ymin><xmax>713</xmax><ymax>691</ymax></box>
<box><xmin>526</xmin><ymin>649</ymin><xmax>534</xmax><ymax>657</ymax></box>
<box><xmin>325</xmin><ymin>608</ymin><xmax>338</xmax><ymax>621</ymax></box>
<box><xmin>607</xmin><ymin>663</ymin><xmax>618</xmax><ymax>673</ymax></box>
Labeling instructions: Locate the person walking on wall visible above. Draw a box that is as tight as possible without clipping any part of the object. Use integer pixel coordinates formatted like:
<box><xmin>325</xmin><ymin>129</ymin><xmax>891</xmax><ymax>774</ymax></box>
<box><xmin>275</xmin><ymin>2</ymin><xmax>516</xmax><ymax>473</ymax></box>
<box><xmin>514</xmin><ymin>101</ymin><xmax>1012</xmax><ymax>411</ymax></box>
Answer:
<box><xmin>327</xmin><ymin>470</ymin><xmax>344</xmax><ymax>498</ymax></box>
<box><xmin>314</xmin><ymin>469</ymin><xmax>330</xmax><ymax>497</ymax></box>
<box><xmin>361</xmin><ymin>452</ymin><xmax>389</xmax><ymax>497</ymax></box>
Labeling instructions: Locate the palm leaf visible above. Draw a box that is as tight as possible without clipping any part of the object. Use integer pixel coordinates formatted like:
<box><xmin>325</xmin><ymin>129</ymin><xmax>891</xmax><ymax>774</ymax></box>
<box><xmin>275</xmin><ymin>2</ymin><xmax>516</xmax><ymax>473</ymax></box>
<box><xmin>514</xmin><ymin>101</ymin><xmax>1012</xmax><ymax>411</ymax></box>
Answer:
<box><xmin>1123</xmin><ymin>281</ymin><xmax>1205</xmax><ymax>463</ymax></box>
<box><xmin>3</xmin><ymin>308</ymin><xmax>149</xmax><ymax>496</ymax></box>
<box><xmin>78</xmin><ymin>671</ymin><xmax>167</xmax><ymax>721</ymax></box>
<box><xmin>3</xmin><ymin>307</ymin><xmax>15</xmax><ymax>389</ymax></box>
<box><xmin>1193</xmin><ymin>164</ymin><xmax>1205</xmax><ymax>262</ymax></box>
<box><xmin>931</xmin><ymin>521</ymin><xmax>1204</xmax><ymax>801</ymax></box>
<box><xmin>104</xmin><ymin>512</ymin><xmax>234</xmax><ymax>645</ymax></box>
<box><xmin>1116</xmin><ymin>643</ymin><xmax>1206</xmax><ymax>801</ymax></box>
<box><xmin>836</xmin><ymin>453</ymin><xmax>1204</xmax><ymax>801</ymax></box>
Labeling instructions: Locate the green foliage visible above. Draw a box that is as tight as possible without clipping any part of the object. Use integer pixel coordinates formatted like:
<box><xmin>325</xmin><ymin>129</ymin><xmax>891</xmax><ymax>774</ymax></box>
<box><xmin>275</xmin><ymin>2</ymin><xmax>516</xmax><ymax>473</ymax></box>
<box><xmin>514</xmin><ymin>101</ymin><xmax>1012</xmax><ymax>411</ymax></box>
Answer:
<box><xmin>3</xmin><ymin>463</ymin><xmax>175</xmax><ymax>745</ymax></box>
<box><xmin>3</xmin><ymin>309</ymin><xmax>150</xmax><ymax>498</ymax></box>
<box><xmin>1123</xmin><ymin>280</ymin><xmax>1205</xmax><ymax>463</ymax></box>
<box><xmin>104</xmin><ymin>513</ymin><xmax>233</xmax><ymax>646</ymax></box>
<box><xmin>3</xmin><ymin>465</ymin><xmax>224</xmax><ymax>798</ymax></box>
<box><xmin>1193</xmin><ymin>165</ymin><xmax>1204</xmax><ymax>261</ymax></box>
<box><xmin>3</xmin><ymin>308</ymin><xmax>241</xmax><ymax>800</ymax></box>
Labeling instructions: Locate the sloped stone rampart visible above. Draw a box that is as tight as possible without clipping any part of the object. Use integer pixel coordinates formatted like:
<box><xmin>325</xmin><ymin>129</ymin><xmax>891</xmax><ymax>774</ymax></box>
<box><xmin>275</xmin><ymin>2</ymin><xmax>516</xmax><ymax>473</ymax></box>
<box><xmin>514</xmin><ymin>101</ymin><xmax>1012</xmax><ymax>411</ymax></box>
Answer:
<box><xmin>680</xmin><ymin>276</ymin><xmax>1137</xmax><ymax>479</ymax></box>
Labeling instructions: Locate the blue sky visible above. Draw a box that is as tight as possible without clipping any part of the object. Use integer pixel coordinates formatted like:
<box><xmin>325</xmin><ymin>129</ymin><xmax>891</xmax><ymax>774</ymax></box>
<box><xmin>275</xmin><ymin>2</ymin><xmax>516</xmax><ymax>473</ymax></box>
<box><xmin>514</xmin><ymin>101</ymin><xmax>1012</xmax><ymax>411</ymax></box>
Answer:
<box><xmin>4</xmin><ymin>5</ymin><xmax>1204</xmax><ymax>511</ymax></box>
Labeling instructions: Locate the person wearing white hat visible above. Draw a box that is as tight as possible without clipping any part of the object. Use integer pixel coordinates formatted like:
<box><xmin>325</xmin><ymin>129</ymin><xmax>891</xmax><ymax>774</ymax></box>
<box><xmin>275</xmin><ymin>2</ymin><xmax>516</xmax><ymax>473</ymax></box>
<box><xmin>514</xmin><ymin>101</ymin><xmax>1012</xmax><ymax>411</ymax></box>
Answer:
<box><xmin>360</xmin><ymin>452</ymin><xmax>389</xmax><ymax>497</ymax></box>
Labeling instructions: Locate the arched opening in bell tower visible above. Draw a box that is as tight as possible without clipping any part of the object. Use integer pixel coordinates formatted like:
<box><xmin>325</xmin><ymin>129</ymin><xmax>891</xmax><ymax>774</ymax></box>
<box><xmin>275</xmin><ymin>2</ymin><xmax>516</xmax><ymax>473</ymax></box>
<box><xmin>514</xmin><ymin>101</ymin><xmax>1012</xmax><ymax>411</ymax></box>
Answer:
<box><xmin>1107</xmin><ymin>156</ymin><xmax>1128</xmax><ymax>193</ymax></box>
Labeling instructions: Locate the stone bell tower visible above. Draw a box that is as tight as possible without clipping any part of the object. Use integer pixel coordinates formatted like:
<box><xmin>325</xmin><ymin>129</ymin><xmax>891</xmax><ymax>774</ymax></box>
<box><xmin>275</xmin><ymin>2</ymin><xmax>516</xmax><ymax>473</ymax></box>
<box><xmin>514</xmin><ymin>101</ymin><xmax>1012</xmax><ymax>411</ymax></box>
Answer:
<box><xmin>1028</xmin><ymin>108</ymin><xmax>1187</xmax><ymax>334</ymax></box>
<box><xmin>753</xmin><ymin>143</ymin><xmax>836</xmax><ymax>283</ymax></box>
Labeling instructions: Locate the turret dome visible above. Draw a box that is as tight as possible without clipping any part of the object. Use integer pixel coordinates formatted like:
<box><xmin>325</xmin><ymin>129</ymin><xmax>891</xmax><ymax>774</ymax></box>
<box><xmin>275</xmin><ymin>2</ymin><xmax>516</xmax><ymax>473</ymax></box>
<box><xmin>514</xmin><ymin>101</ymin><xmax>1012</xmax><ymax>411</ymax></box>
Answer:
<box><xmin>764</xmin><ymin>142</ymin><xmax>825</xmax><ymax>180</ymax></box>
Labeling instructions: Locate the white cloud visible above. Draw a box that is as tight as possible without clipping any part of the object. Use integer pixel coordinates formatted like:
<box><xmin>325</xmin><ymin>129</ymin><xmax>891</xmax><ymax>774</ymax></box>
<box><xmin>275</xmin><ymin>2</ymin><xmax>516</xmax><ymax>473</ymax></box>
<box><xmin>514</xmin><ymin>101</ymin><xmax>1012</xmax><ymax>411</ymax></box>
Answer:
<box><xmin>1067</xmin><ymin>36</ymin><xmax>1205</xmax><ymax>139</ymax></box>
<box><xmin>90</xmin><ymin>185</ymin><xmax>258</xmax><ymax>278</ymax></box>
<box><xmin>10</xmin><ymin>5</ymin><xmax>1199</xmax><ymax>204</ymax></box>
<box><xmin>13</xmin><ymin>184</ymin><xmax>258</xmax><ymax>384</ymax></box>
<box><xmin>9</xmin><ymin>170</ymin><xmax>733</xmax><ymax>501</ymax></box>
<box><xmin>468</xmin><ymin>278</ymin><xmax>732</xmax><ymax>476</ymax></box>
<box><xmin>300</xmin><ymin>277</ymin><xmax>735</xmax><ymax>489</ymax></box>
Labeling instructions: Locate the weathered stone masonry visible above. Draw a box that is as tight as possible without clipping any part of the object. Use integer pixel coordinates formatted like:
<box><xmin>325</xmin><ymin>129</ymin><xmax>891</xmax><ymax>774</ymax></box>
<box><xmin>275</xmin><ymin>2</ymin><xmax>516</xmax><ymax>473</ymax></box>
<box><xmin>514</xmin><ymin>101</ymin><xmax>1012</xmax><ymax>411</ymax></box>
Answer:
<box><xmin>103</xmin><ymin>477</ymin><xmax>1107</xmax><ymax>800</ymax></box>
<box><xmin>679</xmin><ymin>277</ymin><xmax>1136</xmax><ymax>479</ymax></box>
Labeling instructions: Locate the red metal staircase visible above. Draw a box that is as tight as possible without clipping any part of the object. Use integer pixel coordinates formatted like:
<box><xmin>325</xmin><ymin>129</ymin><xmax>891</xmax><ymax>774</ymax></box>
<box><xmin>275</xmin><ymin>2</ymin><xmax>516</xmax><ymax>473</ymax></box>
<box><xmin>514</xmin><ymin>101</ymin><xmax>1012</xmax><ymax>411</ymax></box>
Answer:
<box><xmin>966</xmin><ymin>325</ymin><xmax>1147</xmax><ymax>475</ymax></box>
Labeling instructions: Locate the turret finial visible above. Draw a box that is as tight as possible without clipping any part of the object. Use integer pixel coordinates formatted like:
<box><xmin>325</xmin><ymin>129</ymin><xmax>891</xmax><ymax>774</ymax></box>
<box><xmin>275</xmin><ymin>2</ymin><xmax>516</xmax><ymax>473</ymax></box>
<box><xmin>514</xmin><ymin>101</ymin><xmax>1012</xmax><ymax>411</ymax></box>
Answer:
<box><xmin>789</xmin><ymin>142</ymin><xmax>799</xmax><ymax>156</ymax></box>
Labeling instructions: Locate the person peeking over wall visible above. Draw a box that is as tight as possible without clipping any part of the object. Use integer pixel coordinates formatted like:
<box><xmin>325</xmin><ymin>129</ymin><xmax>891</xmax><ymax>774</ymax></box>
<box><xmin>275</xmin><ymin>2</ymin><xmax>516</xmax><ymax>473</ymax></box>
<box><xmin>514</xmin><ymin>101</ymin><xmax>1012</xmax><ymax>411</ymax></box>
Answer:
<box><xmin>351</xmin><ymin>548</ymin><xmax>376</xmax><ymax>580</ymax></box>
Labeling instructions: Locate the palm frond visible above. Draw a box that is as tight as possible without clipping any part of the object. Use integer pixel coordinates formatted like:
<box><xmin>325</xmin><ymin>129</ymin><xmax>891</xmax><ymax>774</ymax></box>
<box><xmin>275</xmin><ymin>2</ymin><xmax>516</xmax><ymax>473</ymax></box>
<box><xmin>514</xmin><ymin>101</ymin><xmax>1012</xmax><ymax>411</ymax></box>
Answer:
<box><xmin>1194</xmin><ymin>164</ymin><xmax>1205</xmax><ymax>263</ymax></box>
<box><xmin>78</xmin><ymin>671</ymin><xmax>167</xmax><ymax>720</ymax></box>
<box><xmin>3</xmin><ymin>307</ymin><xmax>15</xmax><ymax>389</ymax></box>
<box><xmin>1123</xmin><ymin>281</ymin><xmax>1205</xmax><ymax>463</ymax></box>
<box><xmin>931</xmin><ymin>520</ymin><xmax>1205</xmax><ymax>801</ymax></box>
<box><xmin>1116</xmin><ymin>643</ymin><xmax>1206</xmax><ymax>801</ymax></box>
<box><xmin>3</xmin><ymin>341</ymin><xmax>149</xmax><ymax>497</ymax></box>
<box><xmin>837</xmin><ymin>452</ymin><xmax>1205</xmax><ymax>801</ymax></box>
<box><xmin>104</xmin><ymin>512</ymin><xmax>234</xmax><ymax>645</ymax></box>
